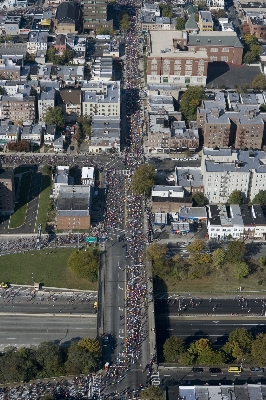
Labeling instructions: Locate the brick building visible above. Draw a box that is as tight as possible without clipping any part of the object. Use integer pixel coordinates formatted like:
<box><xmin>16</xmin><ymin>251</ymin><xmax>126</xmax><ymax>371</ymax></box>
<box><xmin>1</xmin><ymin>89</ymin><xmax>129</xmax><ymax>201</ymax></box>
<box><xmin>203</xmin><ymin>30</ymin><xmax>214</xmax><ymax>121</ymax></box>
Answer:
<box><xmin>0</xmin><ymin>94</ymin><xmax>36</xmax><ymax>124</ymax></box>
<box><xmin>246</xmin><ymin>13</ymin><xmax>266</xmax><ymax>40</ymax></box>
<box><xmin>0</xmin><ymin>169</ymin><xmax>15</xmax><ymax>215</ymax></box>
<box><xmin>147</xmin><ymin>30</ymin><xmax>208</xmax><ymax>86</ymax></box>
<box><xmin>187</xmin><ymin>31</ymin><xmax>243</xmax><ymax>65</ymax></box>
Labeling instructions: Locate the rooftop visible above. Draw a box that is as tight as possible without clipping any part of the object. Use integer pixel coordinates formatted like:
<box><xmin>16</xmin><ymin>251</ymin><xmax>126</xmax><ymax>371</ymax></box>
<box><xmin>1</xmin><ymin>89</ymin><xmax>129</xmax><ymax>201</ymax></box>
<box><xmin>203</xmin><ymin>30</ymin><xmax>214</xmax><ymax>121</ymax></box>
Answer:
<box><xmin>175</xmin><ymin>166</ymin><xmax>203</xmax><ymax>187</ymax></box>
<box><xmin>188</xmin><ymin>31</ymin><xmax>242</xmax><ymax>47</ymax></box>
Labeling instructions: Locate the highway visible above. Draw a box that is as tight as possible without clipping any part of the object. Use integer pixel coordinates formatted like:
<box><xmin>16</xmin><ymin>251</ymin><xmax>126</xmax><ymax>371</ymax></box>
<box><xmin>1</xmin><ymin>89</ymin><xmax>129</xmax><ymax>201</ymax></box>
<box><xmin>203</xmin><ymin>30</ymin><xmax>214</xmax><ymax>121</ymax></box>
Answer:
<box><xmin>0</xmin><ymin>315</ymin><xmax>97</xmax><ymax>351</ymax></box>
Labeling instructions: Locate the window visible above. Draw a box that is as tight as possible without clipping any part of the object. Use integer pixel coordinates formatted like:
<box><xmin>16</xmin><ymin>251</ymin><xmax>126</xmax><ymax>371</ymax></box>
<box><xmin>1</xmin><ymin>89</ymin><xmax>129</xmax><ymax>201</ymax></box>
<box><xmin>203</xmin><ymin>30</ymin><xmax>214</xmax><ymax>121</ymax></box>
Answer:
<box><xmin>210</xmin><ymin>48</ymin><xmax>218</xmax><ymax>52</ymax></box>
<box><xmin>221</xmin><ymin>56</ymin><xmax>228</xmax><ymax>62</ymax></box>
<box><xmin>210</xmin><ymin>56</ymin><xmax>217</xmax><ymax>62</ymax></box>
<box><xmin>222</xmin><ymin>47</ymin><xmax>229</xmax><ymax>52</ymax></box>
<box><xmin>186</xmin><ymin>59</ymin><xmax>192</xmax><ymax>64</ymax></box>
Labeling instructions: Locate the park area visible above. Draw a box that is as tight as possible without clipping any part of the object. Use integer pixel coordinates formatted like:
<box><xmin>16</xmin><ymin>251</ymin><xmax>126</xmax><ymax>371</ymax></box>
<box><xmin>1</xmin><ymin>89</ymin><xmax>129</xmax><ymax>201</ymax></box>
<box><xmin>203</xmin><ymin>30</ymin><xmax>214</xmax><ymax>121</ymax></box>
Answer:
<box><xmin>0</xmin><ymin>248</ymin><xmax>98</xmax><ymax>290</ymax></box>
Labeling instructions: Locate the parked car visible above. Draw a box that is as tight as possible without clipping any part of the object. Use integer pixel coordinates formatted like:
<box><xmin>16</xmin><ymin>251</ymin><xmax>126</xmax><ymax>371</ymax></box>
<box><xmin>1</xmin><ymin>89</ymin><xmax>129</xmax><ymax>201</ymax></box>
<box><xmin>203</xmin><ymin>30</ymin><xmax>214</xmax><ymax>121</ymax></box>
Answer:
<box><xmin>209</xmin><ymin>368</ymin><xmax>222</xmax><ymax>373</ymax></box>
<box><xmin>250</xmin><ymin>367</ymin><xmax>264</xmax><ymax>373</ymax></box>
<box><xmin>192</xmin><ymin>367</ymin><xmax>203</xmax><ymax>373</ymax></box>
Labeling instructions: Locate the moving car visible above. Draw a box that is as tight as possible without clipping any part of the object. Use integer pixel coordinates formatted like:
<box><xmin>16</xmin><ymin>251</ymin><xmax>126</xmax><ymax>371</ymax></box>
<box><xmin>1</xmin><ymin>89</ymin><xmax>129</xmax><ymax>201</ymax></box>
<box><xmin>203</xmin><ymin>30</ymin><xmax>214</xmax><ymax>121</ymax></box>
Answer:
<box><xmin>250</xmin><ymin>367</ymin><xmax>264</xmax><ymax>373</ymax></box>
<box><xmin>103</xmin><ymin>334</ymin><xmax>109</xmax><ymax>345</ymax></box>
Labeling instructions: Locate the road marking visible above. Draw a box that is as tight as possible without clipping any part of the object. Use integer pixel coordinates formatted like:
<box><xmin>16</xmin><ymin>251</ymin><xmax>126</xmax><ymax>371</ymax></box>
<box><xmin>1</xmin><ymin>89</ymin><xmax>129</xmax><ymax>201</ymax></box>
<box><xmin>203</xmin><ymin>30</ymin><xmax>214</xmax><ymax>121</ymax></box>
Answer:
<box><xmin>6</xmin><ymin>337</ymin><xmax>16</xmax><ymax>339</ymax></box>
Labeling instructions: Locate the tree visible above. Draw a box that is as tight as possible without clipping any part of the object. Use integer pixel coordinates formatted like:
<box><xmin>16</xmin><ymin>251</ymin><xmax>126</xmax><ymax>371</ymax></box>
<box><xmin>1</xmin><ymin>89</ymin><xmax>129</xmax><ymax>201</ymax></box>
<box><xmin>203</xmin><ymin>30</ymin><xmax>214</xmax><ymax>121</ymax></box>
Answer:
<box><xmin>78</xmin><ymin>338</ymin><xmax>101</xmax><ymax>357</ymax></box>
<box><xmin>212</xmin><ymin>248</ymin><xmax>226</xmax><ymax>269</ymax></box>
<box><xmin>146</xmin><ymin>243</ymin><xmax>171</xmax><ymax>278</ymax></box>
<box><xmin>65</xmin><ymin>342</ymin><xmax>97</xmax><ymax>375</ymax></box>
<box><xmin>35</xmin><ymin>342</ymin><xmax>64</xmax><ymax>378</ymax></box>
<box><xmin>159</xmin><ymin>3</ymin><xmax>173</xmax><ymax>18</ymax></box>
<box><xmin>223</xmin><ymin>327</ymin><xmax>252</xmax><ymax>362</ymax></box>
<box><xmin>44</xmin><ymin>106</ymin><xmax>65</xmax><ymax>127</ymax></box>
<box><xmin>140</xmin><ymin>385</ymin><xmax>164</xmax><ymax>400</ymax></box>
<box><xmin>235</xmin><ymin>261</ymin><xmax>250</xmax><ymax>280</ymax></box>
<box><xmin>120</xmin><ymin>13</ymin><xmax>130</xmax><ymax>31</ymax></box>
<box><xmin>259</xmin><ymin>103</ymin><xmax>266</xmax><ymax>112</ymax></box>
<box><xmin>252</xmin><ymin>190</ymin><xmax>266</xmax><ymax>206</ymax></box>
<box><xmin>163</xmin><ymin>336</ymin><xmax>186</xmax><ymax>362</ymax></box>
<box><xmin>46</xmin><ymin>46</ymin><xmax>56</xmax><ymax>63</ymax></box>
<box><xmin>131</xmin><ymin>164</ymin><xmax>155</xmax><ymax>196</ymax></box>
<box><xmin>180</xmin><ymin>86</ymin><xmax>206</xmax><ymax>122</ymax></box>
<box><xmin>187</xmin><ymin>239</ymin><xmax>204</xmax><ymax>254</ymax></box>
<box><xmin>251</xmin><ymin>74</ymin><xmax>266</xmax><ymax>91</ymax></box>
<box><xmin>251</xmin><ymin>333</ymin><xmax>266</xmax><ymax>365</ymax></box>
<box><xmin>192</xmin><ymin>192</ymin><xmax>208</xmax><ymax>206</ymax></box>
<box><xmin>243</xmin><ymin>51</ymin><xmax>257</xmax><ymax>64</ymax></box>
<box><xmin>227</xmin><ymin>190</ymin><xmax>243</xmax><ymax>204</ymax></box>
<box><xmin>67</xmin><ymin>249</ymin><xmax>100</xmax><ymax>281</ymax></box>
<box><xmin>225</xmin><ymin>241</ymin><xmax>246</xmax><ymax>264</ymax></box>
<box><xmin>175</xmin><ymin>17</ymin><xmax>186</xmax><ymax>30</ymax></box>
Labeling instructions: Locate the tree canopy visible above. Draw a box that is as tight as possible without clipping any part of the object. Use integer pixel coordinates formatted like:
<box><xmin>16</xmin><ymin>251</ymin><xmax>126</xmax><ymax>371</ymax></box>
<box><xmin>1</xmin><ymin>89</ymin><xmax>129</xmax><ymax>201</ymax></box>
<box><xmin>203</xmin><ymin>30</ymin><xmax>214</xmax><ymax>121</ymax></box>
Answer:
<box><xmin>223</xmin><ymin>327</ymin><xmax>253</xmax><ymax>362</ymax></box>
<box><xmin>120</xmin><ymin>13</ymin><xmax>130</xmax><ymax>31</ymax></box>
<box><xmin>140</xmin><ymin>385</ymin><xmax>164</xmax><ymax>400</ymax></box>
<box><xmin>131</xmin><ymin>164</ymin><xmax>155</xmax><ymax>196</ymax></box>
<box><xmin>163</xmin><ymin>336</ymin><xmax>186</xmax><ymax>362</ymax></box>
<box><xmin>234</xmin><ymin>261</ymin><xmax>250</xmax><ymax>280</ymax></box>
<box><xmin>192</xmin><ymin>192</ymin><xmax>208</xmax><ymax>206</ymax></box>
<box><xmin>227</xmin><ymin>190</ymin><xmax>244</xmax><ymax>204</ymax></box>
<box><xmin>44</xmin><ymin>106</ymin><xmax>65</xmax><ymax>127</ymax></box>
<box><xmin>243</xmin><ymin>34</ymin><xmax>261</xmax><ymax>64</ymax></box>
<box><xmin>251</xmin><ymin>74</ymin><xmax>266</xmax><ymax>91</ymax></box>
<box><xmin>67</xmin><ymin>248</ymin><xmax>100</xmax><ymax>281</ymax></box>
<box><xmin>252</xmin><ymin>190</ymin><xmax>266</xmax><ymax>206</ymax></box>
<box><xmin>225</xmin><ymin>240</ymin><xmax>246</xmax><ymax>264</ymax></box>
<box><xmin>175</xmin><ymin>17</ymin><xmax>186</xmax><ymax>30</ymax></box>
<box><xmin>180</xmin><ymin>86</ymin><xmax>205</xmax><ymax>122</ymax></box>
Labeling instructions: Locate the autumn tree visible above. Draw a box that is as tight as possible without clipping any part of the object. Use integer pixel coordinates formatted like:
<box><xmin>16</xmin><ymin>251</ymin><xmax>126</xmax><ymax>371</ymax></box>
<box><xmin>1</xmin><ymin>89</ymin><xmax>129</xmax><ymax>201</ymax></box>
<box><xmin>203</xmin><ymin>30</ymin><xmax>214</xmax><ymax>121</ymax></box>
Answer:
<box><xmin>131</xmin><ymin>164</ymin><xmax>155</xmax><ymax>196</ymax></box>
<box><xmin>67</xmin><ymin>248</ymin><xmax>100</xmax><ymax>282</ymax></box>
<box><xmin>251</xmin><ymin>333</ymin><xmax>266</xmax><ymax>365</ymax></box>
<box><xmin>234</xmin><ymin>262</ymin><xmax>250</xmax><ymax>280</ymax></box>
<box><xmin>146</xmin><ymin>243</ymin><xmax>170</xmax><ymax>278</ymax></box>
<box><xmin>78</xmin><ymin>337</ymin><xmax>101</xmax><ymax>357</ymax></box>
<box><xmin>212</xmin><ymin>248</ymin><xmax>226</xmax><ymax>269</ymax></box>
<box><xmin>251</xmin><ymin>74</ymin><xmax>266</xmax><ymax>91</ymax></box>
<box><xmin>163</xmin><ymin>336</ymin><xmax>186</xmax><ymax>362</ymax></box>
<box><xmin>140</xmin><ymin>386</ymin><xmax>164</xmax><ymax>400</ymax></box>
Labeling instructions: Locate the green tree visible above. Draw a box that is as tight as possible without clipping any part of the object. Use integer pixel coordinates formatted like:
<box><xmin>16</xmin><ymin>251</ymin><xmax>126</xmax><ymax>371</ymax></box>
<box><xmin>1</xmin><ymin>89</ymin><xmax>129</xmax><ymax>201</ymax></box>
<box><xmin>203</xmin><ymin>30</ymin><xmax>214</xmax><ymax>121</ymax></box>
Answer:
<box><xmin>252</xmin><ymin>190</ymin><xmax>266</xmax><ymax>206</ymax></box>
<box><xmin>251</xmin><ymin>74</ymin><xmax>266</xmax><ymax>90</ymax></box>
<box><xmin>35</xmin><ymin>342</ymin><xmax>64</xmax><ymax>378</ymax></box>
<box><xmin>180</xmin><ymin>86</ymin><xmax>206</xmax><ymax>122</ymax></box>
<box><xmin>251</xmin><ymin>333</ymin><xmax>266</xmax><ymax>365</ymax></box>
<box><xmin>259</xmin><ymin>103</ymin><xmax>266</xmax><ymax>112</ymax></box>
<box><xmin>225</xmin><ymin>240</ymin><xmax>246</xmax><ymax>264</ymax></box>
<box><xmin>146</xmin><ymin>243</ymin><xmax>171</xmax><ymax>278</ymax></box>
<box><xmin>178</xmin><ymin>351</ymin><xmax>195</xmax><ymax>365</ymax></box>
<box><xmin>187</xmin><ymin>239</ymin><xmax>204</xmax><ymax>254</ymax></box>
<box><xmin>44</xmin><ymin>106</ymin><xmax>65</xmax><ymax>127</ymax></box>
<box><xmin>243</xmin><ymin>51</ymin><xmax>257</xmax><ymax>64</ymax></box>
<box><xmin>140</xmin><ymin>385</ymin><xmax>164</xmax><ymax>400</ymax></box>
<box><xmin>223</xmin><ymin>327</ymin><xmax>252</xmax><ymax>362</ymax></box>
<box><xmin>159</xmin><ymin>3</ymin><xmax>173</xmax><ymax>18</ymax></box>
<box><xmin>212</xmin><ymin>248</ymin><xmax>226</xmax><ymax>269</ymax></box>
<box><xmin>175</xmin><ymin>17</ymin><xmax>186</xmax><ymax>30</ymax></box>
<box><xmin>192</xmin><ymin>192</ymin><xmax>208</xmax><ymax>206</ymax></box>
<box><xmin>131</xmin><ymin>164</ymin><xmax>155</xmax><ymax>196</ymax></box>
<box><xmin>163</xmin><ymin>336</ymin><xmax>186</xmax><ymax>362</ymax></box>
<box><xmin>227</xmin><ymin>190</ymin><xmax>243</xmax><ymax>204</ymax></box>
<box><xmin>120</xmin><ymin>13</ymin><xmax>130</xmax><ymax>31</ymax></box>
<box><xmin>67</xmin><ymin>249</ymin><xmax>100</xmax><ymax>281</ymax></box>
<box><xmin>65</xmin><ymin>342</ymin><xmax>97</xmax><ymax>375</ymax></box>
<box><xmin>235</xmin><ymin>261</ymin><xmax>250</xmax><ymax>280</ymax></box>
<box><xmin>46</xmin><ymin>46</ymin><xmax>56</xmax><ymax>62</ymax></box>
<box><xmin>78</xmin><ymin>337</ymin><xmax>101</xmax><ymax>357</ymax></box>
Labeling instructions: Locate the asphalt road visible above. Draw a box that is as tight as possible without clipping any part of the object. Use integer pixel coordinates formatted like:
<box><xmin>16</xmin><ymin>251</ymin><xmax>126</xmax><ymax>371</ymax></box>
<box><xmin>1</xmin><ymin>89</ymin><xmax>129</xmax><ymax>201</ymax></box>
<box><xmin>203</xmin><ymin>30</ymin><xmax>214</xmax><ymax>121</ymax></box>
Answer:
<box><xmin>155</xmin><ymin>297</ymin><xmax>266</xmax><ymax>317</ymax></box>
<box><xmin>0</xmin><ymin>286</ymin><xmax>97</xmax><ymax>315</ymax></box>
<box><xmin>155</xmin><ymin>317</ymin><xmax>266</xmax><ymax>361</ymax></box>
<box><xmin>0</xmin><ymin>315</ymin><xmax>97</xmax><ymax>351</ymax></box>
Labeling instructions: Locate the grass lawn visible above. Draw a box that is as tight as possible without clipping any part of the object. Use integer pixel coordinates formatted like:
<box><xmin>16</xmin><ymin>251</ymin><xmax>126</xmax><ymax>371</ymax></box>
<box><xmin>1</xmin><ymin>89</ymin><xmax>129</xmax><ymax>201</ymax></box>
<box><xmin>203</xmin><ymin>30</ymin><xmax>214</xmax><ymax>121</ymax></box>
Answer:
<box><xmin>0</xmin><ymin>248</ymin><xmax>98</xmax><ymax>290</ymax></box>
<box><xmin>35</xmin><ymin>173</ymin><xmax>51</xmax><ymax>233</ymax></box>
<box><xmin>14</xmin><ymin>166</ymin><xmax>34</xmax><ymax>175</ymax></box>
<box><xmin>161</xmin><ymin>262</ymin><xmax>266</xmax><ymax>295</ymax></box>
<box><xmin>9</xmin><ymin>172</ymin><xmax>32</xmax><ymax>229</ymax></box>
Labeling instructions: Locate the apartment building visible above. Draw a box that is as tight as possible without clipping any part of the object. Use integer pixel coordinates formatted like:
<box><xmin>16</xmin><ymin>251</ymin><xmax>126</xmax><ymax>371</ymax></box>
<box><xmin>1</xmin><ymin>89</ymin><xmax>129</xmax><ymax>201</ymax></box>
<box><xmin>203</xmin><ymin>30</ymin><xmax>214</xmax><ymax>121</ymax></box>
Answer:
<box><xmin>147</xmin><ymin>30</ymin><xmax>208</xmax><ymax>86</ymax></box>
<box><xmin>198</xmin><ymin>11</ymin><xmax>213</xmax><ymax>31</ymax></box>
<box><xmin>175</xmin><ymin>167</ymin><xmax>204</xmax><ymax>195</ymax></box>
<box><xmin>187</xmin><ymin>31</ymin><xmax>243</xmax><ymax>65</ymax></box>
<box><xmin>83</xmin><ymin>0</ymin><xmax>112</xmax><ymax>31</ymax></box>
<box><xmin>38</xmin><ymin>87</ymin><xmax>56</xmax><ymax>122</ymax></box>
<box><xmin>53</xmin><ymin>165</ymin><xmax>70</xmax><ymax>198</ymax></box>
<box><xmin>148</xmin><ymin>114</ymin><xmax>199</xmax><ymax>152</ymax></box>
<box><xmin>197</xmin><ymin>99</ymin><xmax>265</xmax><ymax>149</ymax></box>
<box><xmin>201</xmin><ymin>147</ymin><xmax>266</xmax><ymax>203</ymax></box>
<box><xmin>54</xmin><ymin>1</ymin><xmax>81</xmax><ymax>34</ymax></box>
<box><xmin>82</xmin><ymin>81</ymin><xmax>120</xmax><ymax>117</ymax></box>
<box><xmin>56</xmin><ymin>185</ymin><xmax>91</xmax><ymax>230</ymax></box>
<box><xmin>0</xmin><ymin>169</ymin><xmax>15</xmax><ymax>215</ymax></box>
<box><xmin>246</xmin><ymin>12</ymin><xmax>266</xmax><ymax>40</ymax></box>
<box><xmin>81</xmin><ymin>167</ymin><xmax>94</xmax><ymax>186</ymax></box>
<box><xmin>0</xmin><ymin>94</ymin><xmax>35</xmax><ymax>123</ymax></box>
<box><xmin>0</xmin><ymin>59</ymin><xmax>21</xmax><ymax>80</ymax></box>
<box><xmin>206</xmin><ymin>0</ymin><xmax>224</xmax><ymax>10</ymax></box>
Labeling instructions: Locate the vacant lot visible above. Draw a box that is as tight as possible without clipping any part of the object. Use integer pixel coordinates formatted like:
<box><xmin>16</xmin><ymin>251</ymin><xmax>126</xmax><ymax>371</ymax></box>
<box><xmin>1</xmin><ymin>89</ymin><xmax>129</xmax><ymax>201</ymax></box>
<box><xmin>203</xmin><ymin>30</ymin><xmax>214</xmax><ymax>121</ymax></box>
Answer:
<box><xmin>0</xmin><ymin>248</ymin><xmax>98</xmax><ymax>290</ymax></box>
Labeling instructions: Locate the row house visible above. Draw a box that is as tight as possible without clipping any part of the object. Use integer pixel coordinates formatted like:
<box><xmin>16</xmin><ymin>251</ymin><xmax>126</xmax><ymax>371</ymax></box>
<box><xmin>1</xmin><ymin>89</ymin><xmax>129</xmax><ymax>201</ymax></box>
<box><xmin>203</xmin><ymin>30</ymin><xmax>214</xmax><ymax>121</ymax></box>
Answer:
<box><xmin>207</xmin><ymin>204</ymin><xmax>266</xmax><ymax>240</ymax></box>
